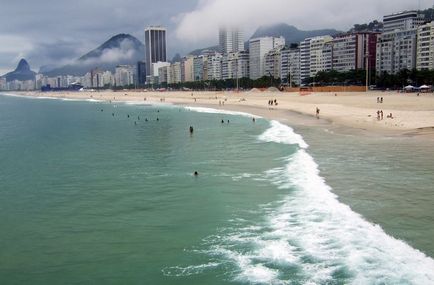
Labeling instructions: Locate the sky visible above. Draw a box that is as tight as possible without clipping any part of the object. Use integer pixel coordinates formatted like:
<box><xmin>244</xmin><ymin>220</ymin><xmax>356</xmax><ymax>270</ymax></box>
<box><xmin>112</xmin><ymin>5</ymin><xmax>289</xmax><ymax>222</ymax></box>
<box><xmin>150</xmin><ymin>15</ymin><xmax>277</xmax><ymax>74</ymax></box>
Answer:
<box><xmin>0</xmin><ymin>0</ymin><xmax>432</xmax><ymax>74</ymax></box>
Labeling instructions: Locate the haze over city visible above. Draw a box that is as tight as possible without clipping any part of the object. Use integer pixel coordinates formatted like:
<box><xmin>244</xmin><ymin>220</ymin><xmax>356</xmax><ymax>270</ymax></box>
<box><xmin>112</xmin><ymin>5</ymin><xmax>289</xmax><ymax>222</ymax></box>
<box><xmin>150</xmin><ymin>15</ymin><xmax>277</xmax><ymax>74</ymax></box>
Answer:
<box><xmin>0</xmin><ymin>0</ymin><xmax>431</xmax><ymax>74</ymax></box>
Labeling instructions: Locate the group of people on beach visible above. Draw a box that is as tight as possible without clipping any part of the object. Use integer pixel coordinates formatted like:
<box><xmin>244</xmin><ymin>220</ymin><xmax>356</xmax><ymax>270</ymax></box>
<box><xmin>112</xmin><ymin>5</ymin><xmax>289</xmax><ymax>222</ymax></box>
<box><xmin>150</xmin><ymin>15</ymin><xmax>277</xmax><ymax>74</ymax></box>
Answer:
<box><xmin>377</xmin><ymin>97</ymin><xmax>384</xmax><ymax>103</ymax></box>
<box><xmin>376</xmin><ymin>110</ymin><xmax>393</xmax><ymax>120</ymax></box>
<box><xmin>268</xmin><ymin>99</ymin><xmax>278</xmax><ymax>106</ymax></box>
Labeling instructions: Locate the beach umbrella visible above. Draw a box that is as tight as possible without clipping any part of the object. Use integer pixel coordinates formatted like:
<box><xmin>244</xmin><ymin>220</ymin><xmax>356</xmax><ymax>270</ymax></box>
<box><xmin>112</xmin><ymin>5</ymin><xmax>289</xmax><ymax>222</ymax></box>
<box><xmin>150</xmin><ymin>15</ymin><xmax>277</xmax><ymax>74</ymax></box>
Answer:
<box><xmin>404</xmin><ymin>85</ymin><xmax>415</xmax><ymax>90</ymax></box>
<box><xmin>419</xmin><ymin>85</ymin><xmax>429</xmax><ymax>89</ymax></box>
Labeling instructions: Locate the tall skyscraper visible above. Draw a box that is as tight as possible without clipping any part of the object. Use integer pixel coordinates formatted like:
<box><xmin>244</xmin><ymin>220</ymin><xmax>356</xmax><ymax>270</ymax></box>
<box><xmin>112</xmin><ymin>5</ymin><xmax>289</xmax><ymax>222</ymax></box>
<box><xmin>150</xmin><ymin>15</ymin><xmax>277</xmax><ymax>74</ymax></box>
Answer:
<box><xmin>219</xmin><ymin>27</ymin><xmax>244</xmax><ymax>54</ymax></box>
<box><xmin>249</xmin><ymin>37</ymin><xmax>285</xmax><ymax>80</ymax></box>
<box><xmin>137</xmin><ymin>61</ymin><xmax>146</xmax><ymax>86</ymax></box>
<box><xmin>144</xmin><ymin>26</ymin><xmax>167</xmax><ymax>83</ymax></box>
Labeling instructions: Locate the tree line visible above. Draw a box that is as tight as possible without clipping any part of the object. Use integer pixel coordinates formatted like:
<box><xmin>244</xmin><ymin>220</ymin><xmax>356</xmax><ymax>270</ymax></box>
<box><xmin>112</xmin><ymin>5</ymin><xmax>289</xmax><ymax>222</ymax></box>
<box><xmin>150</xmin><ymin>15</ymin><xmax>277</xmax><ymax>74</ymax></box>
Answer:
<box><xmin>108</xmin><ymin>68</ymin><xmax>434</xmax><ymax>91</ymax></box>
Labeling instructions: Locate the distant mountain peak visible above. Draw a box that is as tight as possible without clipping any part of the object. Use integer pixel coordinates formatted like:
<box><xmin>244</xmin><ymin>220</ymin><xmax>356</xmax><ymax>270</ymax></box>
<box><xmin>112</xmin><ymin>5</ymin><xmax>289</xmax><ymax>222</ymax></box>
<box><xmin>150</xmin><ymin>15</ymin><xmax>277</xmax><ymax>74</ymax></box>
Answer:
<box><xmin>78</xmin><ymin>33</ymin><xmax>143</xmax><ymax>61</ymax></box>
<box><xmin>2</xmin><ymin>58</ymin><xmax>36</xmax><ymax>82</ymax></box>
<box><xmin>16</xmin><ymin>58</ymin><xmax>31</xmax><ymax>72</ymax></box>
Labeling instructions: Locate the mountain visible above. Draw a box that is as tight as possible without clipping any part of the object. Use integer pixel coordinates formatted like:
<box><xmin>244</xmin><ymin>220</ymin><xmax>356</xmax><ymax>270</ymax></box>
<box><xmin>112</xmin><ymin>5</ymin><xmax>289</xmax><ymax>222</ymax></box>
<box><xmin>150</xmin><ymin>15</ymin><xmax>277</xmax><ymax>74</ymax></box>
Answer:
<box><xmin>251</xmin><ymin>23</ymin><xmax>342</xmax><ymax>44</ymax></box>
<box><xmin>2</xmin><ymin>59</ymin><xmax>36</xmax><ymax>82</ymax></box>
<box><xmin>43</xmin><ymin>34</ymin><xmax>145</xmax><ymax>76</ymax></box>
<box><xmin>188</xmin><ymin>45</ymin><xmax>220</xmax><ymax>56</ymax></box>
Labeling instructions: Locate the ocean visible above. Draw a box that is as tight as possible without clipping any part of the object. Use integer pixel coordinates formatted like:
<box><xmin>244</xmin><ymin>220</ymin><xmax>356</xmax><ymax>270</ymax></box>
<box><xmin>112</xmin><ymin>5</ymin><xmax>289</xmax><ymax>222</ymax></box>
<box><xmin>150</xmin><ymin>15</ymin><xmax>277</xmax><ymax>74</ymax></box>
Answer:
<box><xmin>0</xmin><ymin>93</ymin><xmax>433</xmax><ymax>284</ymax></box>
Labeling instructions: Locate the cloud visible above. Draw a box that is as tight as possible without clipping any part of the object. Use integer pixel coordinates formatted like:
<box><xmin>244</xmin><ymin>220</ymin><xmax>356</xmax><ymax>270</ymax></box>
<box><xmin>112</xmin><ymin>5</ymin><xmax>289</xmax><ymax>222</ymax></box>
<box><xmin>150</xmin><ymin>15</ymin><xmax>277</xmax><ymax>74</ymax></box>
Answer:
<box><xmin>0</xmin><ymin>0</ymin><xmax>198</xmax><ymax>72</ymax></box>
<box><xmin>81</xmin><ymin>39</ymin><xmax>139</xmax><ymax>66</ymax></box>
<box><xmin>175</xmin><ymin>0</ymin><xmax>431</xmax><ymax>45</ymax></box>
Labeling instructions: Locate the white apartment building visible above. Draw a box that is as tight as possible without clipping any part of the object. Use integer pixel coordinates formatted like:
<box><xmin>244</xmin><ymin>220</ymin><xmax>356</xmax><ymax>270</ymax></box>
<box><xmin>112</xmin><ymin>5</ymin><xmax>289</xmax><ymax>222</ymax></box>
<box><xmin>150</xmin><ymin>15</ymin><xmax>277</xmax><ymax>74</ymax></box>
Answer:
<box><xmin>249</xmin><ymin>36</ymin><xmax>285</xmax><ymax>80</ymax></box>
<box><xmin>281</xmin><ymin>47</ymin><xmax>301</xmax><ymax>86</ymax></box>
<box><xmin>0</xmin><ymin>77</ymin><xmax>6</xmax><ymax>90</ymax></box>
<box><xmin>206</xmin><ymin>53</ymin><xmax>223</xmax><ymax>81</ymax></box>
<box><xmin>181</xmin><ymin>56</ymin><xmax>194</xmax><ymax>82</ymax></box>
<box><xmin>115</xmin><ymin>65</ymin><xmax>135</xmax><ymax>87</ymax></box>
<box><xmin>264</xmin><ymin>47</ymin><xmax>283</xmax><ymax>79</ymax></box>
<box><xmin>383</xmin><ymin>11</ymin><xmax>425</xmax><ymax>33</ymax></box>
<box><xmin>299</xmin><ymin>38</ymin><xmax>311</xmax><ymax>84</ymax></box>
<box><xmin>101</xmin><ymin>71</ymin><xmax>114</xmax><ymax>87</ymax></box>
<box><xmin>236</xmin><ymin>51</ymin><xmax>250</xmax><ymax>79</ymax></box>
<box><xmin>158</xmin><ymin>65</ymin><xmax>170</xmax><ymax>84</ymax></box>
<box><xmin>308</xmin><ymin>36</ymin><xmax>333</xmax><ymax>78</ymax></box>
<box><xmin>169</xmin><ymin>62</ymin><xmax>182</xmax><ymax>84</ymax></box>
<box><xmin>218</xmin><ymin>51</ymin><xmax>250</xmax><ymax>80</ymax></box>
<box><xmin>193</xmin><ymin>56</ymin><xmax>205</xmax><ymax>81</ymax></box>
<box><xmin>219</xmin><ymin>27</ymin><xmax>244</xmax><ymax>54</ymax></box>
<box><xmin>417</xmin><ymin>21</ymin><xmax>434</xmax><ymax>70</ymax></box>
<box><xmin>376</xmin><ymin>29</ymin><xmax>417</xmax><ymax>74</ymax></box>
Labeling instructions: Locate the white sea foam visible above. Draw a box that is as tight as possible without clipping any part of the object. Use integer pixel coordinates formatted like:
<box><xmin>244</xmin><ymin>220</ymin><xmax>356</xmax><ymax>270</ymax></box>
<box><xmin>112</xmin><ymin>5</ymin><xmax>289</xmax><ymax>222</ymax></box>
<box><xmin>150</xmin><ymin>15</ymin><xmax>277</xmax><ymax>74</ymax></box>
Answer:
<box><xmin>185</xmin><ymin>106</ymin><xmax>261</xmax><ymax>119</ymax></box>
<box><xmin>197</xmin><ymin>121</ymin><xmax>434</xmax><ymax>284</ymax></box>
<box><xmin>258</xmin><ymin>120</ymin><xmax>308</xmax><ymax>149</ymax></box>
<box><xmin>84</xmin><ymin>98</ymin><xmax>103</xmax><ymax>102</ymax></box>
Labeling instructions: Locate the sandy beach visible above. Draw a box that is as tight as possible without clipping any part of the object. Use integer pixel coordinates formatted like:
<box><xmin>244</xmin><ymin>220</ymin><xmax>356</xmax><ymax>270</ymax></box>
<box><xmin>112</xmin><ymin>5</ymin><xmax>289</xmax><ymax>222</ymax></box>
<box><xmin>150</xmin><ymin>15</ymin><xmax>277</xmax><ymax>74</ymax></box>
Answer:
<box><xmin>15</xmin><ymin>90</ymin><xmax>434</xmax><ymax>139</ymax></box>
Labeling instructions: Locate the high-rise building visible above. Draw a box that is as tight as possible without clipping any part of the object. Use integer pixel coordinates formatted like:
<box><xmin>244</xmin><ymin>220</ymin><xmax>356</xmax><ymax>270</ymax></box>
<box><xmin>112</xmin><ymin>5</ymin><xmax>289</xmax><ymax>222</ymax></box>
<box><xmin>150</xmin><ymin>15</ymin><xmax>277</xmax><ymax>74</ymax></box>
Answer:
<box><xmin>219</xmin><ymin>27</ymin><xmax>244</xmax><ymax>54</ymax></box>
<box><xmin>221</xmin><ymin>51</ymin><xmax>250</xmax><ymax>80</ymax></box>
<box><xmin>181</xmin><ymin>56</ymin><xmax>194</xmax><ymax>82</ymax></box>
<box><xmin>170</xmin><ymin>62</ymin><xmax>182</xmax><ymax>84</ymax></box>
<box><xmin>0</xmin><ymin>77</ymin><xmax>6</xmax><ymax>90</ymax></box>
<box><xmin>309</xmin><ymin>36</ymin><xmax>333</xmax><ymax>78</ymax></box>
<box><xmin>332</xmin><ymin>33</ymin><xmax>379</xmax><ymax>72</ymax></box>
<box><xmin>90</xmin><ymin>68</ymin><xmax>104</xmax><ymax>88</ymax></box>
<box><xmin>265</xmin><ymin>47</ymin><xmax>283</xmax><ymax>79</ymax></box>
<box><xmin>193</xmin><ymin>56</ymin><xmax>205</xmax><ymax>81</ymax></box>
<box><xmin>376</xmin><ymin>29</ymin><xmax>417</xmax><ymax>74</ymax></box>
<box><xmin>383</xmin><ymin>11</ymin><xmax>425</xmax><ymax>33</ymax></box>
<box><xmin>249</xmin><ymin>37</ymin><xmax>285</xmax><ymax>80</ymax></box>
<box><xmin>299</xmin><ymin>38</ymin><xmax>312</xmax><ymax>84</ymax></box>
<box><xmin>416</xmin><ymin>21</ymin><xmax>434</xmax><ymax>71</ymax></box>
<box><xmin>299</xmin><ymin>36</ymin><xmax>333</xmax><ymax>83</ymax></box>
<box><xmin>158</xmin><ymin>65</ymin><xmax>171</xmax><ymax>85</ymax></box>
<box><xmin>137</xmin><ymin>61</ymin><xmax>146</xmax><ymax>86</ymax></box>
<box><xmin>115</xmin><ymin>65</ymin><xmax>135</xmax><ymax>87</ymax></box>
<box><xmin>144</xmin><ymin>26</ymin><xmax>167</xmax><ymax>83</ymax></box>
<box><xmin>150</xmin><ymin>61</ymin><xmax>170</xmax><ymax>85</ymax></box>
<box><xmin>206</xmin><ymin>53</ymin><xmax>223</xmax><ymax>81</ymax></box>
<box><xmin>281</xmin><ymin>47</ymin><xmax>301</xmax><ymax>86</ymax></box>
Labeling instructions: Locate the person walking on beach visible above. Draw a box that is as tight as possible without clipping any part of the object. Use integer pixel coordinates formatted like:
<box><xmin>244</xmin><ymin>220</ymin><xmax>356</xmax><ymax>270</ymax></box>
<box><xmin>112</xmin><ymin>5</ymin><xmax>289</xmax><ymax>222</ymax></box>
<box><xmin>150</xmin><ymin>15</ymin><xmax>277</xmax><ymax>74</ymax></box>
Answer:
<box><xmin>377</xmin><ymin>110</ymin><xmax>380</xmax><ymax>120</ymax></box>
<box><xmin>380</xmin><ymin>110</ymin><xmax>384</xmax><ymax>120</ymax></box>
<box><xmin>316</xmin><ymin>107</ymin><xmax>320</xmax><ymax>119</ymax></box>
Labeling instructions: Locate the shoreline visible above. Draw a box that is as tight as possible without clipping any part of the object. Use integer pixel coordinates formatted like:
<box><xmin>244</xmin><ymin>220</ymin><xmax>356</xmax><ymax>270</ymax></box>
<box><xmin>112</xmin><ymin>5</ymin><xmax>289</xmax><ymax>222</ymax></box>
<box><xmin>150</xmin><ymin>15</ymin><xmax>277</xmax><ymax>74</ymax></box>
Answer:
<box><xmin>6</xmin><ymin>90</ymin><xmax>434</xmax><ymax>140</ymax></box>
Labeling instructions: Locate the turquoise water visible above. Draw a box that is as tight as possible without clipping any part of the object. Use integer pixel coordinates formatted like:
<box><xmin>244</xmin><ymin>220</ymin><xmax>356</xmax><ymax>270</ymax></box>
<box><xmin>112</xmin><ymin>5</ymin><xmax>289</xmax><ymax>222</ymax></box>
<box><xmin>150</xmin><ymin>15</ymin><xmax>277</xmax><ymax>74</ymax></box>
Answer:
<box><xmin>0</xmin><ymin>93</ymin><xmax>433</xmax><ymax>284</ymax></box>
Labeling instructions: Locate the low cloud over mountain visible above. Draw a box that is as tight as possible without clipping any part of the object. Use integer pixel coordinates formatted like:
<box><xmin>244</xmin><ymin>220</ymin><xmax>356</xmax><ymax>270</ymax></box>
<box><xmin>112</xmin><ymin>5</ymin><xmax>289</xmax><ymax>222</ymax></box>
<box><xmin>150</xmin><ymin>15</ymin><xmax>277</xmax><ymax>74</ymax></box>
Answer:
<box><xmin>42</xmin><ymin>34</ymin><xmax>145</xmax><ymax>76</ymax></box>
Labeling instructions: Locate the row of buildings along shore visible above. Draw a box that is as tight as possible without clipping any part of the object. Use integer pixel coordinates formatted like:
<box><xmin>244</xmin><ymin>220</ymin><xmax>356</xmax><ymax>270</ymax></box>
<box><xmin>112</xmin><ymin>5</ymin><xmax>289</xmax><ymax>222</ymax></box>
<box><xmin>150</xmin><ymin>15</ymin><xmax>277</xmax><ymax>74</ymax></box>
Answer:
<box><xmin>1</xmin><ymin>9</ymin><xmax>433</xmax><ymax>91</ymax></box>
